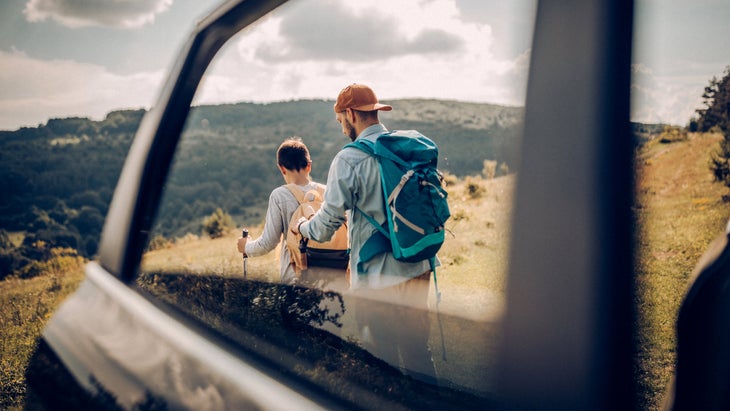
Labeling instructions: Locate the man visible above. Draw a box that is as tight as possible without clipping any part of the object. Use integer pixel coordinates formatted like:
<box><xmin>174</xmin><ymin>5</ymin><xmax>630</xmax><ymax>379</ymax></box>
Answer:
<box><xmin>292</xmin><ymin>83</ymin><xmax>437</xmax><ymax>384</ymax></box>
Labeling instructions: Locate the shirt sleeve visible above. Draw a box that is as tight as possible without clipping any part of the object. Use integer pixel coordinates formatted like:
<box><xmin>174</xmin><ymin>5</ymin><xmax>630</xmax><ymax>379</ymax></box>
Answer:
<box><xmin>301</xmin><ymin>153</ymin><xmax>352</xmax><ymax>242</ymax></box>
<box><xmin>245</xmin><ymin>188</ymin><xmax>287</xmax><ymax>257</ymax></box>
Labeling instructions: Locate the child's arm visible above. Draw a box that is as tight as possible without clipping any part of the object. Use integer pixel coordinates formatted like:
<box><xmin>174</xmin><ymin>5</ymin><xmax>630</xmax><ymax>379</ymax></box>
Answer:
<box><xmin>244</xmin><ymin>189</ymin><xmax>287</xmax><ymax>257</ymax></box>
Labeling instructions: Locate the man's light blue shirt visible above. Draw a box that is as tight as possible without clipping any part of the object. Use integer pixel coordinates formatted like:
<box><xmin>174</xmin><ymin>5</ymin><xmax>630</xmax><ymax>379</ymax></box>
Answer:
<box><xmin>300</xmin><ymin>123</ymin><xmax>433</xmax><ymax>289</ymax></box>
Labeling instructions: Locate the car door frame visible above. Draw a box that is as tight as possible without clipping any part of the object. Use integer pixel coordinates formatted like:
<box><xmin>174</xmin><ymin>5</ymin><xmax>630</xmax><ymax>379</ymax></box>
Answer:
<box><xmin>39</xmin><ymin>0</ymin><xmax>638</xmax><ymax>409</ymax></box>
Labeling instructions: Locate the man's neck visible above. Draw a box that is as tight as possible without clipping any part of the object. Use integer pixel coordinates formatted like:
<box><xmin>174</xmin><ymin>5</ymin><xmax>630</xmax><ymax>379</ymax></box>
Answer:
<box><xmin>354</xmin><ymin>120</ymin><xmax>381</xmax><ymax>137</ymax></box>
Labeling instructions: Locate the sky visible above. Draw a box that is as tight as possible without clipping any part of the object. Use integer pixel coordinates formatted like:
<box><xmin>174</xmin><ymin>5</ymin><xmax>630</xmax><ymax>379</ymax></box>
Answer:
<box><xmin>0</xmin><ymin>0</ymin><xmax>729</xmax><ymax>131</ymax></box>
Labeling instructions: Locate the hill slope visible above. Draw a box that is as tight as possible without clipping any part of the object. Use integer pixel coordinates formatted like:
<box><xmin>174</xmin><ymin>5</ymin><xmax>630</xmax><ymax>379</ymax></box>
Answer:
<box><xmin>4</xmin><ymin>131</ymin><xmax>730</xmax><ymax>409</ymax></box>
<box><xmin>635</xmin><ymin>132</ymin><xmax>730</xmax><ymax>410</ymax></box>
<box><xmin>0</xmin><ymin>99</ymin><xmax>523</xmax><ymax>272</ymax></box>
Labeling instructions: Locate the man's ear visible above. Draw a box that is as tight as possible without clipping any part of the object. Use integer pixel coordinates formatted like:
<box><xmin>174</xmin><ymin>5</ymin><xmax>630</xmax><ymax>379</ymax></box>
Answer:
<box><xmin>346</xmin><ymin>108</ymin><xmax>356</xmax><ymax>124</ymax></box>
<box><xmin>278</xmin><ymin>165</ymin><xmax>287</xmax><ymax>175</ymax></box>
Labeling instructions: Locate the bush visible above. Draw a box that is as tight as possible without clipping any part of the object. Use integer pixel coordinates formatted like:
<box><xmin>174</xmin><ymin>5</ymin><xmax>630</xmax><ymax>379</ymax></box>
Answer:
<box><xmin>17</xmin><ymin>247</ymin><xmax>84</xmax><ymax>279</ymax></box>
<box><xmin>482</xmin><ymin>160</ymin><xmax>497</xmax><ymax>180</ymax></box>
<box><xmin>658</xmin><ymin>126</ymin><xmax>688</xmax><ymax>144</ymax></box>
<box><xmin>465</xmin><ymin>177</ymin><xmax>486</xmax><ymax>199</ymax></box>
<box><xmin>147</xmin><ymin>234</ymin><xmax>170</xmax><ymax>251</ymax></box>
<box><xmin>0</xmin><ymin>250</ymin><xmax>30</xmax><ymax>280</ymax></box>
<box><xmin>202</xmin><ymin>208</ymin><xmax>234</xmax><ymax>239</ymax></box>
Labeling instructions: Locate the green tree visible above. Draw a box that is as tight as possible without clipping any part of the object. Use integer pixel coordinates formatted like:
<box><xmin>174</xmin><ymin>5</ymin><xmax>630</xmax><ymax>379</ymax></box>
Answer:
<box><xmin>697</xmin><ymin>66</ymin><xmax>730</xmax><ymax>132</ymax></box>
<box><xmin>701</xmin><ymin>66</ymin><xmax>730</xmax><ymax>187</ymax></box>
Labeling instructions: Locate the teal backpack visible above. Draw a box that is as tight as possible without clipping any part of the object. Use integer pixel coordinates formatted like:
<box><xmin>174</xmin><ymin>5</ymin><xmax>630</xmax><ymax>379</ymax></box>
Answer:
<box><xmin>345</xmin><ymin>130</ymin><xmax>451</xmax><ymax>276</ymax></box>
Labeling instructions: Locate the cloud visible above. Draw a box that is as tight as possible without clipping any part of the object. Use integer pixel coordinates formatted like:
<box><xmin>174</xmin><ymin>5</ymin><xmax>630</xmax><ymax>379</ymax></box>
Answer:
<box><xmin>23</xmin><ymin>0</ymin><xmax>173</xmax><ymax>29</ymax></box>
<box><xmin>0</xmin><ymin>49</ymin><xmax>163</xmax><ymax>130</ymax></box>
<box><xmin>194</xmin><ymin>0</ymin><xmax>529</xmax><ymax>108</ymax></box>
<box><xmin>255</xmin><ymin>0</ymin><xmax>463</xmax><ymax>62</ymax></box>
<box><xmin>2</xmin><ymin>0</ymin><xmax>533</xmax><ymax>131</ymax></box>
<box><xmin>631</xmin><ymin>63</ymin><xmax>706</xmax><ymax>125</ymax></box>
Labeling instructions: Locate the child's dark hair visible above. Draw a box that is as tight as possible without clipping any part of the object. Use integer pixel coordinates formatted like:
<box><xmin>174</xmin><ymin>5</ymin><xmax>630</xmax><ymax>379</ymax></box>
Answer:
<box><xmin>277</xmin><ymin>137</ymin><xmax>311</xmax><ymax>171</ymax></box>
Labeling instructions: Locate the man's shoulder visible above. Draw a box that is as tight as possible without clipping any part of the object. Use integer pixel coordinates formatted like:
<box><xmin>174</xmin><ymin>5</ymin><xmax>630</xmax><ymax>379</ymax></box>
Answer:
<box><xmin>335</xmin><ymin>144</ymin><xmax>373</xmax><ymax>165</ymax></box>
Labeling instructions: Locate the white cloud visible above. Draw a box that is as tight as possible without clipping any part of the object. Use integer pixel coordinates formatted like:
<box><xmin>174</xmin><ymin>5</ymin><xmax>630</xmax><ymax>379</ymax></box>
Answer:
<box><xmin>3</xmin><ymin>0</ymin><xmax>533</xmax><ymax>131</ymax></box>
<box><xmin>23</xmin><ymin>0</ymin><xmax>173</xmax><ymax>29</ymax></box>
<box><xmin>193</xmin><ymin>0</ymin><xmax>530</xmax><ymax>108</ymax></box>
<box><xmin>0</xmin><ymin>49</ymin><xmax>163</xmax><ymax>130</ymax></box>
<box><xmin>631</xmin><ymin>63</ymin><xmax>706</xmax><ymax>125</ymax></box>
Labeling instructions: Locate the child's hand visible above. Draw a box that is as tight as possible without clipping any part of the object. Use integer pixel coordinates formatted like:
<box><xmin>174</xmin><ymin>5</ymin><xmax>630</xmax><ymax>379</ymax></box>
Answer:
<box><xmin>237</xmin><ymin>236</ymin><xmax>247</xmax><ymax>254</ymax></box>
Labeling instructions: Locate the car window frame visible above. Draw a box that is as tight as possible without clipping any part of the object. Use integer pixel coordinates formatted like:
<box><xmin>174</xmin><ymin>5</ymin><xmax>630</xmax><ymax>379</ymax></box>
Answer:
<box><xmin>91</xmin><ymin>0</ymin><xmax>637</xmax><ymax>408</ymax></box>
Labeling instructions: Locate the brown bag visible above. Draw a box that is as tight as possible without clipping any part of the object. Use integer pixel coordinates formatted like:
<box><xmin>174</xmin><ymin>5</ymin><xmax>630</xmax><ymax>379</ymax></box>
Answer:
<box><xmin>285</xmin><ymin>184</ymin><xmax>349</xmax><ymax>274</ymax></box>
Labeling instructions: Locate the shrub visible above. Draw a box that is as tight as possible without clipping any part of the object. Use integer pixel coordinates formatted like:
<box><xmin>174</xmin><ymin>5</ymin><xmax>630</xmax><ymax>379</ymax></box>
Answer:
<box><xmin>465</xmin><ymin>177</ymin><xmax>486</xmax><ymax>199</ymax></box>
<box><xmin>451</xmin><ymin>209</ymin><xmax>469</xmax><ymax>222</ymax></box>
<box><xmin>18</xmin><ymin>247</ymin><xmax>84</xmax><ymax>279</ymax></box>
<box><xmin>202</xmin><ymin>208</ymin><xmax>234</xmax><ymax>239</ymax></box>
<box><xmin>147</xmin><ymin>234</ymin><xmax>170</xmax><ymax>251</ymax></box>
<box><xmin>482</xmin><ymin>160</ymin><xmax>498</xmax><ymax>180</ymax></box>
<box><xmin>658</xmin><ymin>126</ymin><xmax>688</xmax><ymax>144</ymax></box>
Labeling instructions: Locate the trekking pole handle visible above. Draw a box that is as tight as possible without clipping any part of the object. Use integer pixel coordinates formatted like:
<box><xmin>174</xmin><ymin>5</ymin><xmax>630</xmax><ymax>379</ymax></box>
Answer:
<box><xmin>242</xmin><ymin>228</ymin><xmax>249</xmax><ymax>278</ymax></box>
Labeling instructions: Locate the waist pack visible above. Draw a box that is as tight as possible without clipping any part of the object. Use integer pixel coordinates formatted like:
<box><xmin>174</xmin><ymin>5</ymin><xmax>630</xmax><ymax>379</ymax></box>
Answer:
<box><xmin>345</xmin><ymin>130</ymin><xmax>451</xmax><ymax>273</ymax></box>
<box><xmin>285</xmin><ymin>184</ymin><xmax>349</xmax><ymax>274</ymax></box>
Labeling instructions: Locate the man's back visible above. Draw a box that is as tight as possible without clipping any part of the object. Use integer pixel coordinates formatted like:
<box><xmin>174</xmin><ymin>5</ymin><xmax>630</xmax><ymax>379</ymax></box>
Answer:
<box><xmin>304</xmin><ymin>123</ymin><xmax>432</xmax><ymax>289</ymax></box>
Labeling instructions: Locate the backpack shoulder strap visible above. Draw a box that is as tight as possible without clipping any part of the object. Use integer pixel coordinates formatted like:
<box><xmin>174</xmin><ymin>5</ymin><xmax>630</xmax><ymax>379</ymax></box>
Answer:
<box><xmin>344</xmin><ymin>138</ymin><xmax>395</xmax><ymax>273</ymax></box>
<box><xmin>344</xmin><ymin>137</ymin><xmax>375</xmax><ymax>155</ymax></box>
<box><xmin>284</xmin><ymin>183</ymin><xmax>305</xmax><ymax>204</ymax></box>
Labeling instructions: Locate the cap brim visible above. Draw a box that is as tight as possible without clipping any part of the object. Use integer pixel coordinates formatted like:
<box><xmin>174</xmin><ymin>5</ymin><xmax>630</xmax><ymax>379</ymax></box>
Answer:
<box><xmin>352</xmin><ymin>103</ymin><xmax>393</xmax><ymax>111</ymax></box>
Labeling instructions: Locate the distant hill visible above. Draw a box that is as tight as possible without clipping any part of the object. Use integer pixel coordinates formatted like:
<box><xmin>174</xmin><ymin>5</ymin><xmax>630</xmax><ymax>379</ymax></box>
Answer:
<box><xmin>0</xmin><ymin>98</ymin><xmax>664</xmax><ymax>276</ymax></box>
<box><xmin>632</xmin><ymin>122</ymin><xmax>675</xmax><ymax>145</ymax></box>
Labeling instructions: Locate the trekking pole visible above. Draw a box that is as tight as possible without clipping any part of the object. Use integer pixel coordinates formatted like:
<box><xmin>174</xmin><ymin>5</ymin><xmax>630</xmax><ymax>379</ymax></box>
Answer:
<box><xmin>242</xmin><ymin>228</ymin><xmax>248</xmax><ymax>279</ymax></box>
<box><xmin>433</xmin><ymin>266</ymin><xmax>447</xmax><ymax>361</ymax></box>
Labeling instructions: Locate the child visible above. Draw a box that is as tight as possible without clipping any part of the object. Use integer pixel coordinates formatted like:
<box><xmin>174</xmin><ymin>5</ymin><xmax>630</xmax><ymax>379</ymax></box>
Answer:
<box><xmin>237</xmin><ymin>137</ymin><xmax>323</xmax><ymax>284</ymax></box>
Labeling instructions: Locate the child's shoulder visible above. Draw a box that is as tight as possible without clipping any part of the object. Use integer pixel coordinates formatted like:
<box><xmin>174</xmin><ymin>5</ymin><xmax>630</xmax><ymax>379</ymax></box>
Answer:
<box><xmin>270</xmin><ymin>184</ymin><xmax>297</xmax><ymax>200</ymax></box>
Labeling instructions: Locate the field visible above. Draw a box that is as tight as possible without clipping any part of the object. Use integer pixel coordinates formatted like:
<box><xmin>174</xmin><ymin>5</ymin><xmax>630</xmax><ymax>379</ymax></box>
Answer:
<box><xmin>2</xmin><ymin>132</ymin><xmax>729</xmax><ymax>409</ymax></box>
<box><xmin>634</xmin><ymin>132</ymin><xmax>729</xmax><ymax>409</ymax></box>
<box><xmin>0</xmin><ymin>250</ymin><xmax>85</xmax><ymax>410</ymax></box>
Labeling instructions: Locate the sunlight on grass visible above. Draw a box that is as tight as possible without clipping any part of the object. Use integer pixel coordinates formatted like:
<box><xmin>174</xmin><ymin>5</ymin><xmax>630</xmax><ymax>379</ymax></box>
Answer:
<box><xmin>5</xmin><ymin>130</ymin><xmax>728</xmax><ymax>411</ymax></box>
<box><xmin>0</xmin><ymin>257</ymin><xmax>85</xmax><ymax>409</ymax></box>
<box><xmin>141</xmin><ymin>174</ymin><xmax>515</xmax><ymax>323</ymax></box>
<box><xmin>634</xmin><ymin>132</ymin><xmax>729</xmax><ymax>410</ymax></box>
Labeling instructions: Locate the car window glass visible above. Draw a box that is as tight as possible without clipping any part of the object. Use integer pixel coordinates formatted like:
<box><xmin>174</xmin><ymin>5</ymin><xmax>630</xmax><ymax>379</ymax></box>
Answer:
<box><xmin>138</xmin><ymin>0</ymin><xmax>536</xmax><ymax>407</ymax></box>
<box><xmin>631</xmin><ymin>1</ymin><xmax>730</xmax><ymax>409</ymax></box>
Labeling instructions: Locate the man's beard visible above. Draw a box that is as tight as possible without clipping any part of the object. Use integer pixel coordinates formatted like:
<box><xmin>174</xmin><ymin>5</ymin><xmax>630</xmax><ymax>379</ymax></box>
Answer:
<box><xmin>344</xmin><ymin>119</ymin><xmax>357</xmax><ymax>141</ymax></box>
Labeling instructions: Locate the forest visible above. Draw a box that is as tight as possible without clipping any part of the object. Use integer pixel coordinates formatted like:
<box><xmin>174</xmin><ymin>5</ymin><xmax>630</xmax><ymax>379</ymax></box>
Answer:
<box><xmin>0</xmin><ymin>98</ymin><xmax>664</xmax><ymax>278</ymax></box>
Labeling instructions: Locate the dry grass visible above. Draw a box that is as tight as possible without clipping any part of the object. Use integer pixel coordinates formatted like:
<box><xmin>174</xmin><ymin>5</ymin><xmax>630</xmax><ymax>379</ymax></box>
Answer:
<box><xmin>0</xmin><ymin>253</ymin><xmax>85</xmax><ymax>410</ymax></box>
<box><xmin>634</xmin><ymin>132</ymin><xmax>730</xmax><ymax>410</ymax></box>
<box><xmin>142</xmin><ymin>174</ymin><xmax>515</xmax><ymax>322</ymax></box>
<box><xmin>4</xmin><ymin>129</ymin><xmax>728</xmax><ymax>410</ymax></box>
<box><xmin>140</xmin><ymin>174</ymin><xmax>514</xmax><ymax>394</ymax></box>
<box><xmin>436</xmin><ymin>175</ymin><xmax>513</xmax><ymax>320</ymax></box>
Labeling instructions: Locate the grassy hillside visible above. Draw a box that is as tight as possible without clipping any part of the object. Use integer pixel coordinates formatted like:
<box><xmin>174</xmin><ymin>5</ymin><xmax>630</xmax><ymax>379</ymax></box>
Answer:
<box><xmin>0</xmin><ymin>250</ymin><xmax>85</xmax><ymax>410</ymax></box>
<box><xmin>0</xmin><ymin>99</ymin><xmax>523</xmax><ymax>276</ymax></box>
<box><xmin>141</xmin><ymin>174</ymin><xmax>514</xmax><ymax>395</ymax></box>
<box><xmin>142</xmin><ymin>174</ymin><xmax>514</xmax><ymax>322</ymax></box>
<box><xmin>635</xmin><ymin>132</ymin><xmax>730</xmax><ymax>410</ymax></box>
<box><xmin>2</xmin><ymin>130</ymin><xmax>730</xmax><ymax>409</ymax></box>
